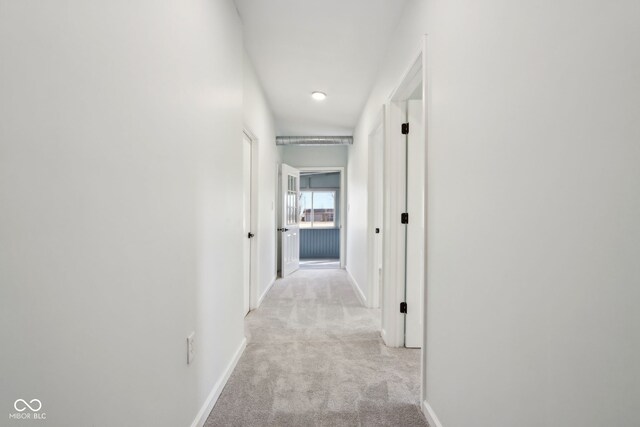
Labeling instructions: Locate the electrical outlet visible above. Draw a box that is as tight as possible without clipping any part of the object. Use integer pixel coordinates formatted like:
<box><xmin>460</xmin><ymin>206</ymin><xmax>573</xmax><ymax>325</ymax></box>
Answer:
<box><xmin>187</xmin><ymin>332</ymin><xmax>195</xmax><ymax>365</ymax></box>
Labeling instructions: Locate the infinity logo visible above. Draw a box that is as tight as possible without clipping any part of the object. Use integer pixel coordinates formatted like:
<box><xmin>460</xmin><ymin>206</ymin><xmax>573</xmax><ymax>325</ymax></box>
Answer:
<box><xmin>14</xmin><ymin>399</ymin><xmax>42</xmax><ymax>412</ymax></box>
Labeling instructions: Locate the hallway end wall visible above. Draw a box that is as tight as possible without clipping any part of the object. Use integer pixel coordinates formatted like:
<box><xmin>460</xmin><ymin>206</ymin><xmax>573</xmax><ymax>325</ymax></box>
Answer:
<box><xmin>281</xmin><ymin>145</ymin><xmax>348</xmax><ymax>168</ymax></box>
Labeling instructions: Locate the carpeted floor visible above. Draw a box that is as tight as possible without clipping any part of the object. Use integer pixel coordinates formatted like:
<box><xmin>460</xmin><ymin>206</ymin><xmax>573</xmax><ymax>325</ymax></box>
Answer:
<box><xmin>204</xmin><ymin>269</ymin><xmax>428</xmax><ymax>427</ymax></box>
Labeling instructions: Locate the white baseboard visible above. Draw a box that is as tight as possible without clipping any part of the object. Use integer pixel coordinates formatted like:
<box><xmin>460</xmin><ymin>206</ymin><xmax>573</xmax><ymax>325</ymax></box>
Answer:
<box><xmin>190</xmin><ymin>337</ymin><xmax>247</xmax><ymax>427</ymax></box>
<box><xmin>422</xmin><ymin>400</ymin><xmax>443</xmax><ymax>427</ymax></box>
<box><xmin>381</xmin><ymin>328</ymin><xmax>394</xmax><ymax>347</ymax></box>
<box><xmin>346</xmin><ymin>268</ymin><xmax>367</xmax><ymax>306</ymax></box>
<box><xmin>256</xmin><ymin>275</ymin><xmax>277</xmax><ymax>308</ymax></box>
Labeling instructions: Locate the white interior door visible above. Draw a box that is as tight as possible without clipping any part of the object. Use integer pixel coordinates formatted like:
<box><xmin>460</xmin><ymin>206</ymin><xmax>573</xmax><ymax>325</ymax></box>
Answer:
<box><xmin>242</xmin><ymin>134</ymin><xmax>253</xmax><ymax>315</ymax></box>
<box><xmin>280</xmin><ymin>163</ymin><xmax>300</xmax><ymax>277</ymax></box>
<box><xmin>405</xmin><ymin>100</ymin><xmax>425</xmax><ymax>348</ymax></box>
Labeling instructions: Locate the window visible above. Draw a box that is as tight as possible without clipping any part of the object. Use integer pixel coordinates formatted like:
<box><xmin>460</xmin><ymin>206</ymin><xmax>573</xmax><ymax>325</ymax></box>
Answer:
<box><xmin>286</xmin><ymin>174</ymin><xmax>298</xmax><ymax>225</ymax></box>
<box><xmin>300</xmin><ymin>191</ymin><xmax>335</xmax><ymax>228</ymax></box>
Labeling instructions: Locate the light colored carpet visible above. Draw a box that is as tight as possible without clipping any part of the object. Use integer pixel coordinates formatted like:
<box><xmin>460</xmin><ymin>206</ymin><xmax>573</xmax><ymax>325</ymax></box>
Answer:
<box><xmin>204</xmin><ymin>269</ymin><xmax>428</xmax><ymax>427</ymax></box>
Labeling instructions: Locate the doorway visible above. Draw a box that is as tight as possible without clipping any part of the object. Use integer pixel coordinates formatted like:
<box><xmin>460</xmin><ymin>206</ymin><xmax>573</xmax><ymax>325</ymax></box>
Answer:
<box><xmin>299</xmin><ymin>168</ymin><xmax>344</xmax><ymax>270</ymax></box>
<box><xmin>277</xmin><ymin>165</ymin><xmax>346</xmax><ymax>276</ymax></box>
<box><xmin>378</xmin><ymin>50</ymin><xmax>426</xmax><ymax>350</ymax></box>
<box><xmin>242</xmin><ymin>130</ymin><xmax>255</xmax><ymax>316</ymax></box>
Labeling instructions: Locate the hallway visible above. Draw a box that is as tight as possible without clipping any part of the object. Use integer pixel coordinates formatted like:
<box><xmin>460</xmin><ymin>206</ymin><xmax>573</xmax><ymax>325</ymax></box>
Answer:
<box><xmin>3</xmin><ymin>1</ymin><xmax>639</xmax><ymax>426</ymax></box>
<box><xmin>205</xmin><ymin>270</ymin><xmax>427</xmax><ymax>426</ymax></box>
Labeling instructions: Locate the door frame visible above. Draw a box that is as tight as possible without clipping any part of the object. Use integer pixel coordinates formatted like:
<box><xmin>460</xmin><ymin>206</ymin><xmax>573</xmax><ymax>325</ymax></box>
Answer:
<box><xmin>382</xmin><ymin>40</ymin><xmax>427</xmax><ymax>353</ymax></box>
<box><xmin>243</xmin><ymin>128</ymin><xmax>260</xmax><ymax>311</ymax></box>
<box><xmin>297</xmin><ymin>166</ymin><xmax>346</xmax><ymax>268</ymax></box>
<box><xmin>384</xmin><ymin>35</ymin><xmax>430</xmax><ymax>406</ymax></box>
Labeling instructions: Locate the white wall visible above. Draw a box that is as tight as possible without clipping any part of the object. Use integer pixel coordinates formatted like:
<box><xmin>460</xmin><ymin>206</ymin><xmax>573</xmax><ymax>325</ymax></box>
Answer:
<box><xmin>352</xmin><ymin>0</ymin><xmax>640</xmax><ymax>426</ymax></box>
<box><xmin>0</xmin><ymin>1</ymin><xmax>246</xmax><ymax>426</ymax></box>
<box><xmin>243</xmin><ymin>52</ymin><xmax>282</xmax><ymax>305</ymax></box>
<box><xmin>281</xmin><ymin>145</ymin><xmax>348</xmax><ymax>168</ymax></box>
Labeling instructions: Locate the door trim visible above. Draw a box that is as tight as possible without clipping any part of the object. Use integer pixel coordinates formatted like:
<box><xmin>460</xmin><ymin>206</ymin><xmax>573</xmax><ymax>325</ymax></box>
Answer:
<box><xmin>383</xmin><ymin>46</ymin><xmax>425</xmax><ymax>349</ymax></box>
<box><xmin>243</xmin><ymin>128</ymin><xmax>259</xmax><ymax>311</ymax></box>
<box><xmin>385</xmin><ymin>35</ymin><xmax>431</xmax><ymax>407</ymax></box>
<box><xmin>421</xmin><ymin>34</ymin><xmax>429</xmax><ymax>406</ymax></box>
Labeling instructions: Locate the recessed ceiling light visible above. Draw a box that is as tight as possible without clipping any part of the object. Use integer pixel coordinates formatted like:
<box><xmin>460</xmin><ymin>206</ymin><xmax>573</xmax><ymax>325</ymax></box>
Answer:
<box><xmin>311</xmin><ymin>91</ymin><xmax>327</xmax><ymax>101</ymax></box>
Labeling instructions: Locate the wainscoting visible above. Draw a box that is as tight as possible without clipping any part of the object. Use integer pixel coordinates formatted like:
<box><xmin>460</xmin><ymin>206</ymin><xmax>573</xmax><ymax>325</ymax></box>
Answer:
<box><xmin>300</xmin><ymin>228</ymin><xmax>340</xmax><ymax>259</ymax></box>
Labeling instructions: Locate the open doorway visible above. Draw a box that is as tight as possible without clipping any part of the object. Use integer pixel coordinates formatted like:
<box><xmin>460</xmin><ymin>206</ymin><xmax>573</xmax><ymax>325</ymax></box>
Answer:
<box><xmin>377</xmin><ymin>49</ymin><xmax>426</xmax><ymax>350</ymax></box>
<box><xmin>299</xmin><ymin>168</ymin><xmax>344</xmax><ymax>270</ymax></box>
<box><xmin>277</xmin><ymin>165</ymin><xmax>346</xmax><ymax>275</ymax></box>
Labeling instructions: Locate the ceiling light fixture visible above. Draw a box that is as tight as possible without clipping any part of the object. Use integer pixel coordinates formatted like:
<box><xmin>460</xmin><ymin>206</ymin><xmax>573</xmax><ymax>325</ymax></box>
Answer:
<box><xmin>311</xmin><ymin>91</ymin><xmax>327</xmax><ymax>101</ymax></box>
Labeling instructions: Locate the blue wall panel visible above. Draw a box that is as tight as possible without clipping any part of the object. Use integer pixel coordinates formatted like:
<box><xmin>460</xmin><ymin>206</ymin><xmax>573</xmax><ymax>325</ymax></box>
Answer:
<box><xmin>300</xmin><ymin>228</ymin><xmax>340</xmax><ymax>259</ymax></box>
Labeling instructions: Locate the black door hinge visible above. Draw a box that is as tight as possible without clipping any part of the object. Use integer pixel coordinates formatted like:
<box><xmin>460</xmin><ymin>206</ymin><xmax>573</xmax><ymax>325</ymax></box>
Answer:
<box><xmin>400</xmin><ymin>302</ymin><xmax>407</xmax><ymax>313</ymax></box>
<box><xmin>401</xmin><ymin>213</ymin><xmax>409</xmax><ymax>224</ymax></box>
<box><xmin>401</xmin><ymin>123</ymin><xmax>409</xmax><ymax>135</ymax></box>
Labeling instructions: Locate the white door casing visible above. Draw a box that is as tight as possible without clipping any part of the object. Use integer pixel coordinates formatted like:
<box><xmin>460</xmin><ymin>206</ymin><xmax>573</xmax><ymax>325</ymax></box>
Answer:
<box><xmin>405</xmin><ymin>99</ymin><xmax>425</xmax><ymax>348</ymax></box>
<box><xmin>382</xmin><ymin>50</ymin><xmax>425</xmax><ymax>349</ymax></box>
<box><xmin>242</xmin><ymin>133</ymin><xmax>252</xmax><ymax>315</ymax></box>
<box><xmin>280</xmin><ymin>163</ymin><xmax>300</xmax><ymax>277</ymax></box>
<box><xmin>382</xmin><ymin>100</ymin><xmax>409</xmax><ymax>347</ymax></box>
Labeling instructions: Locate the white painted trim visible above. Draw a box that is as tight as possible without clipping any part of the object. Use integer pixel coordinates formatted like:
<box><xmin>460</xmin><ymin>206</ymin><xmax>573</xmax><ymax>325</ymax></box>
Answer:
<box><xmin>256</xmin><ymin>275</ymin><xmax>277</xmax><ymax>308</ymax></box>
<box><xmin>276</xmin><ymin>162</ymin><xmax>282</xmax><ymax>276</ymax></box>
<box><xmin>382</xmin><ymin>100</ymin><xmax>409</xmax><ymax>348</ymax></box>
<box><xmin>243</xmin><ymin>127</ymin><xmax>259</xmax><ymax>312</ymax></box>
<box><xmin>389</xmin><ymin>44</ymin><xmax>424</xmax><ymax>101</ymax></box>
<box><xmin>190</xmin><ymin>337</ymin><xmax>247</xmax><ymax>427</ymax></box>
<box><xmin>422</xmin><ymin>400</ymin><xmax>443</xmax><ymax>427</ymax></box>
<box><xmin>242</xmin><ymin>128</ymin><xmax>257</xmax><ymax>141</ymax></box>
<box><xmin>381</xmin><ymin>48</ymin><xmax>425</xmax><ymax>349</ymax></box>
<box><xmin>297</xmin><ymin>166</ymin><xmax>346</xmax><ymax>268</ymax></box>
<box><xmin>346</xmin><ymin>268</ymin><xmax>367</xmax><ymax>306</ymax></box>
<box><xmin>421</xmin><ymin>33</ymin><xmax>430</xmax><ymax>404</ymax></box>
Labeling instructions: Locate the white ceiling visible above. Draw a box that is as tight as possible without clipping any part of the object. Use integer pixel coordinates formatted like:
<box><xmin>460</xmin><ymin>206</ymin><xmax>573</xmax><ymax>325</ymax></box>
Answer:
<box><xmin>234</xmin><ymin>0</ymin><xmax>407</xmax><ymax>136</ymax></box>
